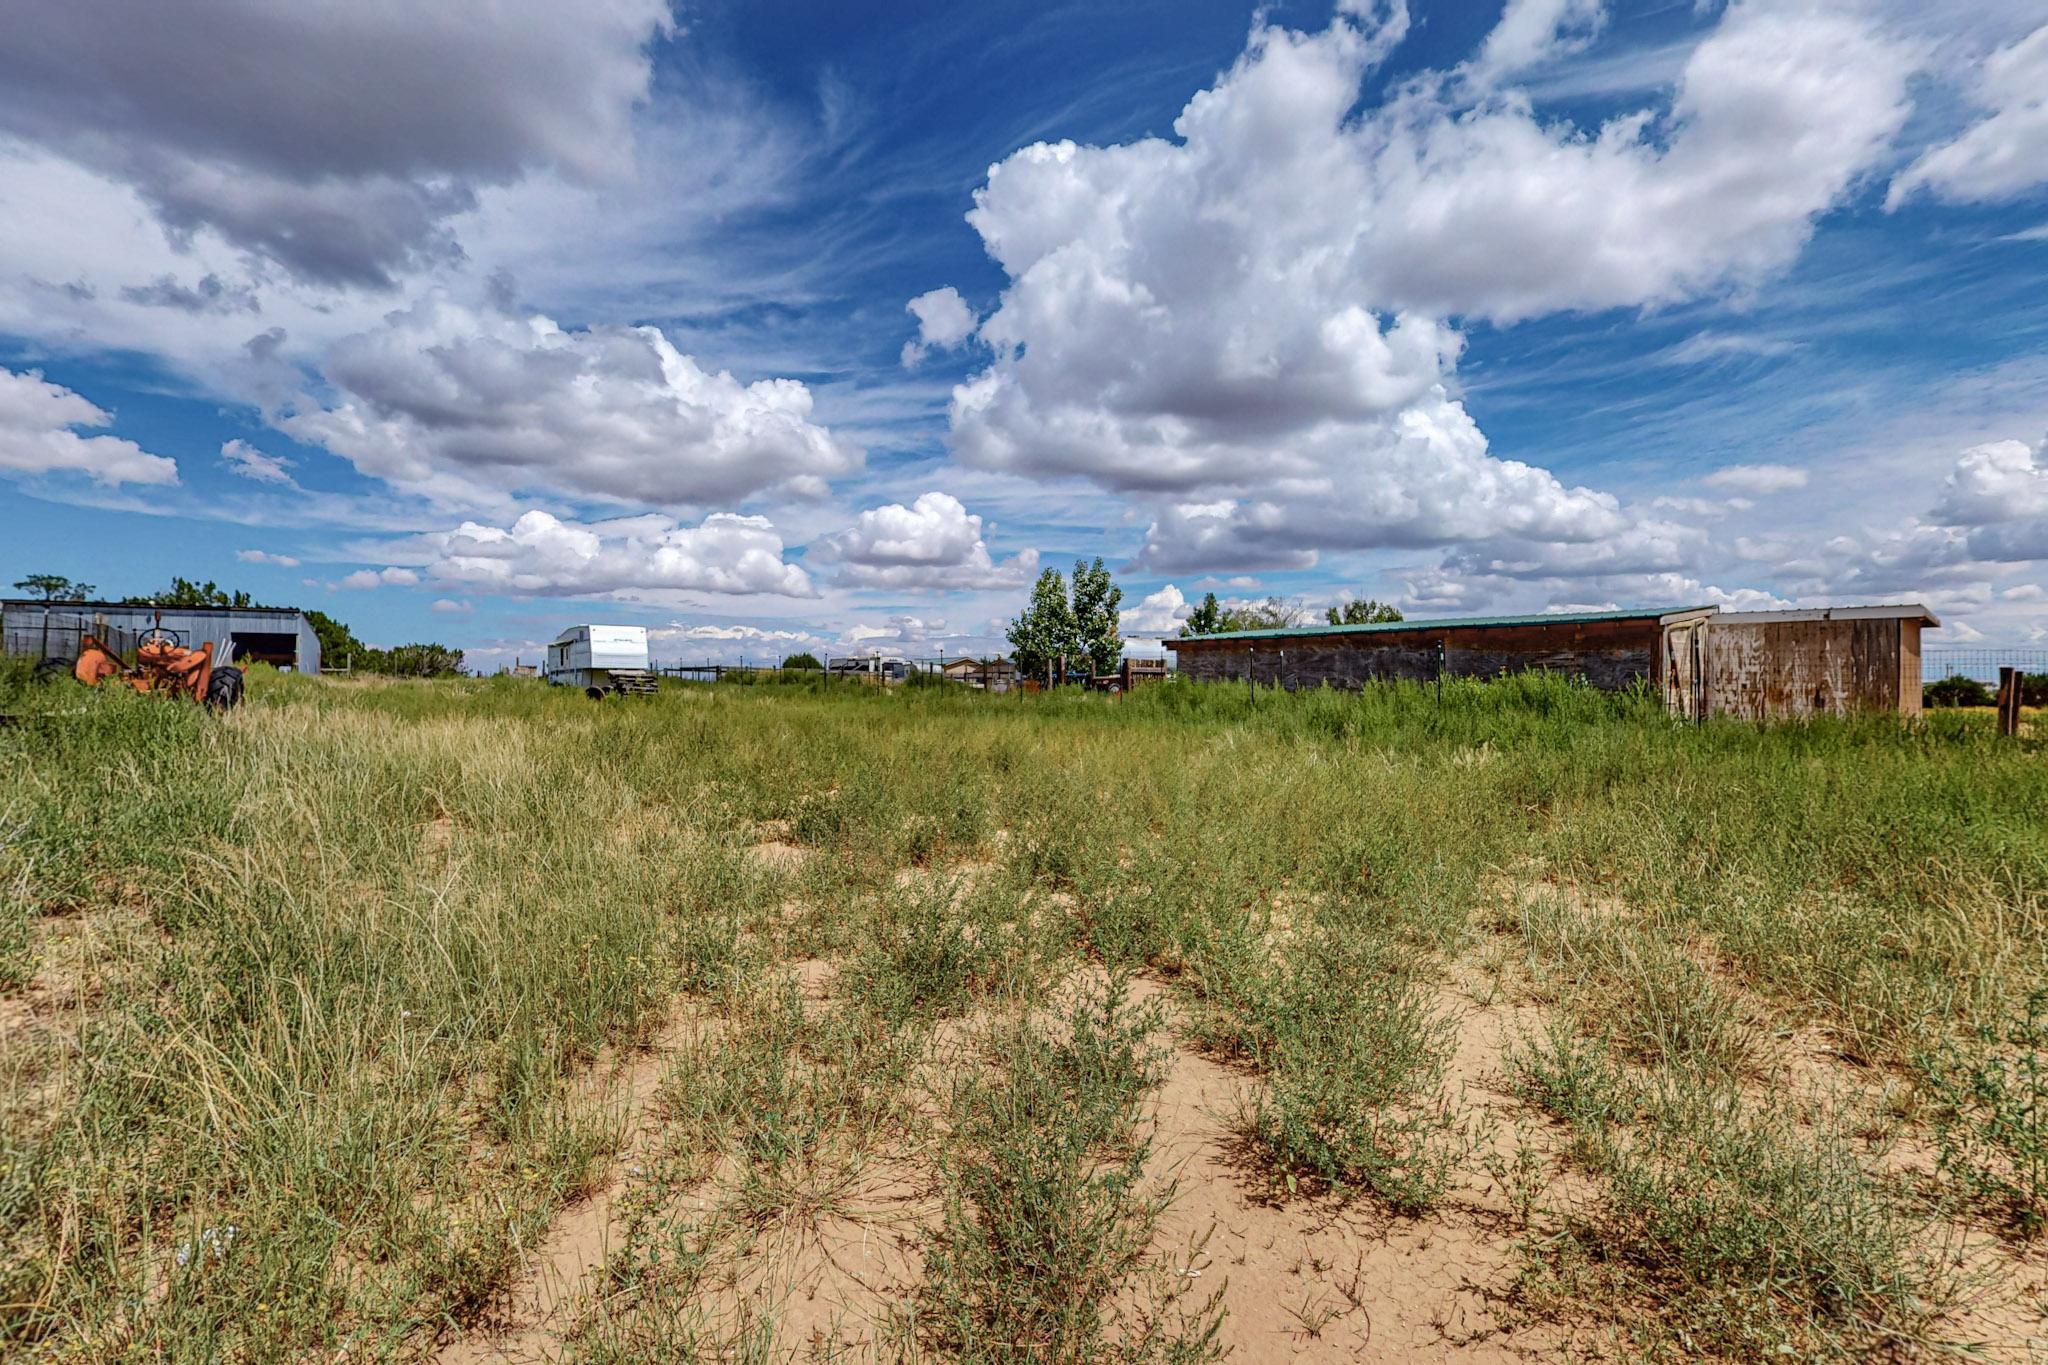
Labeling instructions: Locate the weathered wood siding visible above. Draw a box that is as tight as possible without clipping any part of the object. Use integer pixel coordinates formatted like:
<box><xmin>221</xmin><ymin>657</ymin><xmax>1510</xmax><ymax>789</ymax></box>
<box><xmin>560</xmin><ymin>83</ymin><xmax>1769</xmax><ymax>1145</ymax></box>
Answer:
<box><xmin>1172</xmin><ymin>619</ymin><xmax>1663</xmax><ymax>693</ymax></box>
<box><xmin>1704</xmin><ymin>617</ymin><xmax>1905</xmax><ymax>719</ymax></box>
<box><xmin>1899</xmin><ymin>620</ymin><xmax>1922</xmax><ymax>718</ymax></box>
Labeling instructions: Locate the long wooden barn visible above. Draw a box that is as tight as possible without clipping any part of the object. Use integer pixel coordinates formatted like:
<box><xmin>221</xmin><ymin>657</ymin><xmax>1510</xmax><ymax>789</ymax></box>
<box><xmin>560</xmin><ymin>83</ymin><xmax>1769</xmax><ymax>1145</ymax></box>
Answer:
<box><xmin>1162</xmin><ymin>604</ymin><xmax>1937</xmax><ymax>721</ymax></box>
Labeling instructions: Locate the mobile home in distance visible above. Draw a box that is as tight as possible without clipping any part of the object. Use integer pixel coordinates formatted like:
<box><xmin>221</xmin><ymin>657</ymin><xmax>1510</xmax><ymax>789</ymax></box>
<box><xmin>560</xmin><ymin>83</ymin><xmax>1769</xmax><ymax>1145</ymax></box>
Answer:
<box><xmin>545</xmin><ymin>624</ymin><xmax>656</xmax><ymax>698</ymax></box>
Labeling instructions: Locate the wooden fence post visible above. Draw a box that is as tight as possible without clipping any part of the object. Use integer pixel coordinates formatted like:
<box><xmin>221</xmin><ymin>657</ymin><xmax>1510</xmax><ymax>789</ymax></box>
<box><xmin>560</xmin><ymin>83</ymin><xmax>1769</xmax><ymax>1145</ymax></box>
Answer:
<box><xmin>1997</xmin><ymin>666</ymin><xmax>2022</xmax><ymax>738</ymax></box>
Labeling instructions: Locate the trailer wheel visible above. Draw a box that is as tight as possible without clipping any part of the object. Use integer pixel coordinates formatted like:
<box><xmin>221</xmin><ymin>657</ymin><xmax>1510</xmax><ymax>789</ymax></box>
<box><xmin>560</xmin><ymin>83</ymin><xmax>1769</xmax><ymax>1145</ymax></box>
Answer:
<box><xmin>205</xmin><ymin>666</ymin><xmax>245</xmax><ymax>711</ymax></box>
<box><xmin>586</xmin><ymin>686</ymin><xmax>607</xmax><ymax>701</ymax></box>
<box><xmin>33</xmin><ymin>656</ymin><xmax>76</xmax><ymax>685</ymax></box>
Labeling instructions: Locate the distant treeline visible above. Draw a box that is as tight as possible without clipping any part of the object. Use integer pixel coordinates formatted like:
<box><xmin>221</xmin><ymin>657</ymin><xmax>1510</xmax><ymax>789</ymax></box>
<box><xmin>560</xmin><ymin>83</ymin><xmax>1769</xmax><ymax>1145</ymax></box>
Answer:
<box><xmin>1926</xmin><ymin>673</ymin><xmax>2047</xmax><ymax>708</ymax></box>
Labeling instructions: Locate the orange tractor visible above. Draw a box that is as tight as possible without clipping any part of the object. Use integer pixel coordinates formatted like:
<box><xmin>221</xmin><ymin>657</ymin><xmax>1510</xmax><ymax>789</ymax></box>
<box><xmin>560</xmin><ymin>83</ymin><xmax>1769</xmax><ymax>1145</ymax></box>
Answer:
<box><xmin>61</xmin><ymin>614</ymin><xmax>244</xmax><ymax>710</ymax></box>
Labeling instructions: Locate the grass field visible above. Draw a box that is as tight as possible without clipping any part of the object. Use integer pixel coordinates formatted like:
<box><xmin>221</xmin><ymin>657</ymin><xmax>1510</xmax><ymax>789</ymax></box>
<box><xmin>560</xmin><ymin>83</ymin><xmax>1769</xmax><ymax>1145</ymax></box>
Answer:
<box><xmin>3</xmin><ymin>667</ymin><xmax>2046</xmax><ymax>1361</ymax></box>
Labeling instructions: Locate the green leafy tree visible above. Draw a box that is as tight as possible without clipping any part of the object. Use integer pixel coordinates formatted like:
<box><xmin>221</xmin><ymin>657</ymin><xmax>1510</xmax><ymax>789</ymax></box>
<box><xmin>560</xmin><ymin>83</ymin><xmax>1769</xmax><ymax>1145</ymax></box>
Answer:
<box><xmin>1925</xmin><ymin>675</ymin><xmax>1994</xmax><ymax>708</ymax></box>
<box><xmin>123</xmin><ymin>577</ymin><xmax>264</xmax><ymax>609</ymax></box>
<box><xmin>1007</xmin><ymin>566</ymin><xmax>1077</xmax><ymax>681</ymax></box>
<box><xmin>376</xmin><ymin>643</ymin><xmax>465</xmax><ymax>677</ymax></box>
<box><xmin>1069</xmin><ymin>556</ymin><xmax>1124</xmax><ymax>675</ymax></box>
<box><xmin>1327</xmin><ymin>598</ymin><xmax>1404</xmax><ymax>625</ymax></box>
<box><xmin>780</xmin><ymin>652</ymin><xmax>823</xmax><ymax>670</ymax></box>
<box><xmin>303</xmin><ymin>610</ymin><xmax>367</xmax><ymax>668</ymax></box>
<box><xmin>12</xmin><ymin>574</ymin><xmax>95</xmax><ymax>601</ymax></box>
<box><xmin>302</xmin><ymin>609</ymin><xmax>460</xmax><ymax>677</ymax></box>
<box><xmin>1217</xmin><ymin>596</ymin><xmax>1306</xmax><ymax>632</ymax></box>
<box><xmin>1180</xmin><ymin>592</ymin><xmax>1223</xmax><ymax>637</ymax></box>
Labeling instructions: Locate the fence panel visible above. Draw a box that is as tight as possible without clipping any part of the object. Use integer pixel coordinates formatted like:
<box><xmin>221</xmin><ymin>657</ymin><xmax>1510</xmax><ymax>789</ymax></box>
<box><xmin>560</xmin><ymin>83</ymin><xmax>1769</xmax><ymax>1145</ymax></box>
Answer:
<box><xmin>1923</xmin><ymin>648</ymin><xmax>2048</xmax><ymax>684</ymax></box>
<box><xmin>1</xmin><ymin>610</ymin><xmax>147</xmax><ymax>665</ymax></box>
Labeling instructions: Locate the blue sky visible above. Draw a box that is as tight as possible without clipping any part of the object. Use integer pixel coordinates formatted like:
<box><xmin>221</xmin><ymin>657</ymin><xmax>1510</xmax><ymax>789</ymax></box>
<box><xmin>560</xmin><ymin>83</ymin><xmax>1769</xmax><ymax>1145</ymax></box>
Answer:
<box><xmin>2</xmin><ymin>0</ymin><xmax>2046</xmax><ymax>666</ymax></box>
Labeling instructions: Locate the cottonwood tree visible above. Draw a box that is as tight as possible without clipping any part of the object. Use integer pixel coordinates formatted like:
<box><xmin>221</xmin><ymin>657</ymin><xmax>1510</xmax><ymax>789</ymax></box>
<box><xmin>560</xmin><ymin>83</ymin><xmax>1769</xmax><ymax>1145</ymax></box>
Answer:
<box><xmin>13</xmin><ymin>574</ymin><xmax>95</xmax><ymax>601</ymax></box>
<box><xmin>1069</xmin><ymin>556</ymin><xmax>1123</xmax><ymax>674</ymax></box>
<box><xmin>1007</xmin><ymin>566</ymin><xmax>1076</xmax><ymax>680</ymax></box>
<box><xmin>1215</xmin><ymin>596</ymin><xmax>1307</xmax><ymax>631</ymax></box>
<box><xmin>1327</xmin><ymin>598</ymin><xmax>1404</xmax><ymax>625</ymax></box>
<box><xmin>1179</xmin><ymin>592</ymin><xmax>1311</xmax><ymax>635</ymax></box>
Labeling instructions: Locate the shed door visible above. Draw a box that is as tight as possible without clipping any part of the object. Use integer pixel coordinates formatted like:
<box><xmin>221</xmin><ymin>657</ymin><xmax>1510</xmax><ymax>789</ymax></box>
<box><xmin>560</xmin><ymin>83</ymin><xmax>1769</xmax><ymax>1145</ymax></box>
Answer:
<box><xmin>1663</xmin><ymin>622</ymin><xmax>1705</xmax><ymax>721</ymax></box>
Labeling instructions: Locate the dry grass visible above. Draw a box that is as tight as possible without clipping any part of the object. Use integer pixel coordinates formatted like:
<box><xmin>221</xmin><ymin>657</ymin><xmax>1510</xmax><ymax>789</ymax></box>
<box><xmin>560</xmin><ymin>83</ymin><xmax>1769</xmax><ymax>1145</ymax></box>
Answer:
<box><xmin>2</xmin><ymin>663</ymin><xmax>2045</xmax><ymax>1360</ymax></box>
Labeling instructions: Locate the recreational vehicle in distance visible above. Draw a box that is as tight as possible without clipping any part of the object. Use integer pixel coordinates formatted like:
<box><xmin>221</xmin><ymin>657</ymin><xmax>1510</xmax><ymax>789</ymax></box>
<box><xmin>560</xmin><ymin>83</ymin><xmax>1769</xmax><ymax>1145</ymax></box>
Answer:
<box><xmin>545</xmin><ymin>624</ymin><xmax>657</xmax><ymax>698</ymax></box>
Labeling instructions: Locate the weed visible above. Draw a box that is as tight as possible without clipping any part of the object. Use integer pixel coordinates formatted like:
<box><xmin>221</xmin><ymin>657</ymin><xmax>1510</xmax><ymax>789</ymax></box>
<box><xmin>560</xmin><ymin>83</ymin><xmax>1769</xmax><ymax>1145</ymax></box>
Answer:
<box><xmin>1510</xmin><ymin>1038</ymin><xmax>1954</xmax><ymax>1358</ymax></box>
<box><xmin>1205</xmin><ymin>927</ymin><xmax>1467</xmax><ymax>1212</ymax></box>
<box><xmin>1923</xmin><ymin>985</ymin><xmax>2048</xmax><ymax>1239</ymax></box>
<box><xmin>917</xmin><ymin>972</ymin><xmax>1219</xmax><ymax>1363</ymax></box>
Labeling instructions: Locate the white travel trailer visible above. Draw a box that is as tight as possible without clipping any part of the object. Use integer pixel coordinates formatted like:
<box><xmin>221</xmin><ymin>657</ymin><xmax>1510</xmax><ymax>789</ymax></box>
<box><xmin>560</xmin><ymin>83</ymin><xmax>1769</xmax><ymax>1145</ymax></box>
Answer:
<box><xmin>545</xmin><ymin>624</ymin><xmax>657</xmax><ymax>698</ymax></box>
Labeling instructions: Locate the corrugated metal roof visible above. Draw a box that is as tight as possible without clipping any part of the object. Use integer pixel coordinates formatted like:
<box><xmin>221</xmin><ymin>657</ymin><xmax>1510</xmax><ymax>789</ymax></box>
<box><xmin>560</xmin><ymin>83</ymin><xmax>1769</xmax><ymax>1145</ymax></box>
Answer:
<box><xmin>1162</xmin><ymin>606</ymin><xmax>1715</xmax><ymax>646</ymax></box>
<box><xmin>1718</xmin><ymin>603</ymin><xmax>1938</xmax><ymax>627</ymax></box>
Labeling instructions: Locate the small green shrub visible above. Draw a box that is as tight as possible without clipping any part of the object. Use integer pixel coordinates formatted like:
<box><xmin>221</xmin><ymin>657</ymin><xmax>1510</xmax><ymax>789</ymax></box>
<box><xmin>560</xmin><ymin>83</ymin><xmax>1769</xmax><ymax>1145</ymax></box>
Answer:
<box><xmin>1924</xmin><ymin>986</ymin><xmax>2048</xmax><ymax>1239</ymax></box>
<box><xmin>918</xmin><ymin>974</ymin><xmax>1218</xmax><ymax>1364</ymax></box>
<box><xmin>843</xmin><ymin>881</ymin><xmax>991</xmax><ymax>1023</ymax></box>
<box><xmin>1196</xmin><ymin>926</ymin><xmax>1465</xmax><ymax>1212</ymax></box>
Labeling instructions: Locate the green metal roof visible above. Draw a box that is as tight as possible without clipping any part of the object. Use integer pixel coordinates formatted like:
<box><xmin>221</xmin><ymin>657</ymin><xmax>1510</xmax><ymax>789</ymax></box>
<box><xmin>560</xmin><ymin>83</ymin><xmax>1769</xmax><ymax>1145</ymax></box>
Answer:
<box><xmin>1162</xmin><ymin>606</ymin><xmax>1715</xmax><ymax>646</ymax></box>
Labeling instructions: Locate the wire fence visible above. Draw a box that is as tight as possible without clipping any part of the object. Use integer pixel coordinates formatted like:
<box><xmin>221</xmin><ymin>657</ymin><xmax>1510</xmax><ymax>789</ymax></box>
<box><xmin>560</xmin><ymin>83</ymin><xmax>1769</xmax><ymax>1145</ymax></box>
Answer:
<box><xmin>653</xmin><ymin>655</ymin><xmax>1172</xmax><ymax>692</ymax></box>
<box><xmin>3</xmin><ymin>609</ymin><xmax>155</xmax><ymax>666</ymax></box>
<box><xmin>656</xmin><ymin>656</ymin><xmax>1026</xmax><ymax>690</ymax></box>
<box><xmin>1923</xmin><ymin>648</ymin><xmax>2048</xmax><ymax>683</ymax></box>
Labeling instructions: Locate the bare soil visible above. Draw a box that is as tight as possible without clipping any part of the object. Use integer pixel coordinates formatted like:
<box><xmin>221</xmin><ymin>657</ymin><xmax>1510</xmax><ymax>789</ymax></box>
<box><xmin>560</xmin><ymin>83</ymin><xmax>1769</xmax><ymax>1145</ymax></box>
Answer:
<box><xmin>437</xmin><ymin>1019</ymin><xmax>692</xmax><ymax>1365</ymax></box>
<box><xmin>432</xmin><ymin>947</ymin><xmax>2048</xmax><ymax>1364</ymax></box>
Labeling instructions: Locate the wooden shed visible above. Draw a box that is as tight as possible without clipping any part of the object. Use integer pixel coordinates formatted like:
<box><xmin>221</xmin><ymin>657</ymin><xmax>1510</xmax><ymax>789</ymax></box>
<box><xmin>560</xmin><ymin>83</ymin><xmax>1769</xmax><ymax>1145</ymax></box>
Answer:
<box><xmin>1703</xmin><ymin>605</ymin><xmax>1937</xmax><ymax>720</ymax></box>
<box><xmin>1163</xmin><ymin>602</ymin><xmax>1940</xmax><ymax>721</ymax></box>
<box><xmin>1165</xmin><ymin>607</ymin><xmax>1717</xmax><ymax>716</ymax></box>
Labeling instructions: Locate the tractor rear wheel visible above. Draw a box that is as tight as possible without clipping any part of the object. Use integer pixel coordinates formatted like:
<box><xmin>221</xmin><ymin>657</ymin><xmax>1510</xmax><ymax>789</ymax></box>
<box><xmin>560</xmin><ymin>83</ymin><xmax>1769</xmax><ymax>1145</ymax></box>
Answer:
<box><xmin>206</xmin><ymin>666</ymin><xmax>245</xmax><ymax>711</ymax></box>
<box><xmin>33</xmin><ymin>657</ymin><xmax>75</xmax><ymax>685</ymax></box>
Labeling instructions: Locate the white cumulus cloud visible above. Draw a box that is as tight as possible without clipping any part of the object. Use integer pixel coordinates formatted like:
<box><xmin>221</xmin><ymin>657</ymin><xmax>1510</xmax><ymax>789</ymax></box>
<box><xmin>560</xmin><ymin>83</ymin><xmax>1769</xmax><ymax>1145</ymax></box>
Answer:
<box><xmin>405</xmin><ymin>508</ymin><xmax>817</xmax><ymax>598</ymax></box>
<box><xmin>339</xmin><ymin>567</ymin><xmax>421</xmax><ymax>590</ymax></box>
<box><xmin>1932</xmin><ymin>436</ymin><xmax>2048</xmax><ymax>526</ymax></box>
<box><xmin>901</xmin><ymin>287</ymin><xmax>979</xmax><ymax>368</ymax></box>
<box><xmin>838</xmin><ymin>614</ymin><xmax>950</xmax><ymax>655</ymax></box>
<box><xmin>938</xmin><ymin>1</ymin><xmax>1911</xmax><ymax>574</ymax></box>
<box><xmin>654</xmin><ymin>622</ymin><xmax>819</xmax><ymax>646</ymax></box>
<box><xmin>284</xmin><ymin>295</ymin><xmax>860</xmax><ymax>509</ymax></box>
<box><xmin>0</xmin><ymin>365</ymin><xmax>178</xmax><ymax>486</ymax></box>
<box><xmin>812</xmin><ymin>491</ymin><xmax>1037</xmax><ymax>590</ymax></box>
<box><xmin>1122</xmin><ymin>583</ymin><xmax>1192</xmax><ymax>636</ymax></box>
<box><xmin>1930</xmin><ymin>434</ymin><xmax>2048</xmax><ymax>564</ymax></box>
<box><xmin>237</xmin><ymin>548</ymin><xmax>300</xmax><ymax>567</ymax></box>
